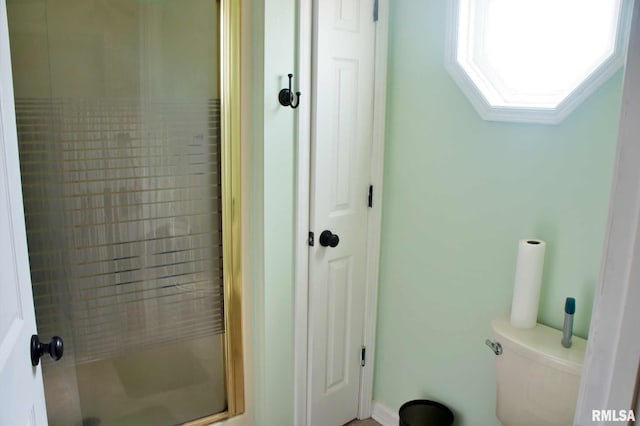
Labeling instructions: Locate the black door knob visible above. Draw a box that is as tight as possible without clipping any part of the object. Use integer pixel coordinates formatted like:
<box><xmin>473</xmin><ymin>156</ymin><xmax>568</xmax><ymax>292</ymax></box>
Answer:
<box><xmin>319</xmin><ymin>230</ymin><xmax>339</xmax><ymax>247</ymax></box>
<box><xmin>31</xmin><ymin>335</ymin><xmax>64</xmax><ymax>366</ymax></box>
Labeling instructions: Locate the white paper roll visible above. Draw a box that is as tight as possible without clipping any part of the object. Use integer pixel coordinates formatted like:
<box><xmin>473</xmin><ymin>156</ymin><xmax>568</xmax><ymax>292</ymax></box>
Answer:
<box><xmin>510</xmin><ymin>239</ymin><xmax>546</xmax><ymax>329</ymax></box>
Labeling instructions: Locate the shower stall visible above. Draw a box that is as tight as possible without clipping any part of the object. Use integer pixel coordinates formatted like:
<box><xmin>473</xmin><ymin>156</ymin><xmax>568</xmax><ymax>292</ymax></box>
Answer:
<box><xmin>6</xmin><ymin>0</ymin><xmax>234</xmax><ymax>424</ymax></box>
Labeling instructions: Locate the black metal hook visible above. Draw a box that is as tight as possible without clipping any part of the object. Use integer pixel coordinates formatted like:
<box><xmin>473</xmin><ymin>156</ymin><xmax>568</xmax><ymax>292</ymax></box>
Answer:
<box><xmin>279</xmin><ymin>73</ymin><xmax>301</xmax><ymax>109</ymax></box>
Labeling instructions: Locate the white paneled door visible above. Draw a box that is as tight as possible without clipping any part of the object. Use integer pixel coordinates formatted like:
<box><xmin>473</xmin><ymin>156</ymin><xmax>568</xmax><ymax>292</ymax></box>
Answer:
<box><xmin>0</xmin><ymin>1</ymin><xmax>48</xmax><ymax>425</ymax></box>
<box><xmin>307</xmin><ymin>0</ymin><xmax>376</xmax><ymax>425</ymax></box>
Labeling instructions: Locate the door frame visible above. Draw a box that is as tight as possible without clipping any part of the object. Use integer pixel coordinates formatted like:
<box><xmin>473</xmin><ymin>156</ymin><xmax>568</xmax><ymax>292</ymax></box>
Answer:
<box><xmin>0</xmin><ymin>0</ymin><xmax>48</xmax><ymax>422</ymax></box>
<box><xmin>293</xmin><ymin>0</ymin><xmax>390</xmax><ymax>424</ymax></box>
<box><xmin>574</xmin><ymin>0</ymin><xmax>640</xmax><ymax>424</ymax></box>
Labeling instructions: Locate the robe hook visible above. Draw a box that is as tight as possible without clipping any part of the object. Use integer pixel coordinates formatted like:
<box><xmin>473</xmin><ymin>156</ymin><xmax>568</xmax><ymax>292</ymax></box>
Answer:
<box><xmin>279</xmin><ymin>73</ymin><xmax>301</xmax><ymax>109</ymax></box>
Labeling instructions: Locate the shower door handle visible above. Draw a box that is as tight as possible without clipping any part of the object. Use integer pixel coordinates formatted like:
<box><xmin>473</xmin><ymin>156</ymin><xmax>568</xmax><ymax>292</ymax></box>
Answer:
<box><xmin>30</xmin><ymin>335</ymin><xmax>64</xmax><ymax>366</ymax></box>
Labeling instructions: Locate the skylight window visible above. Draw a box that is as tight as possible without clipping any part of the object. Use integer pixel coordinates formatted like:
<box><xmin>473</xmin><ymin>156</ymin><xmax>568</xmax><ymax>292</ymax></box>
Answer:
<box><xmin>445</xmin><ymin>0</ymin><xmax>633</xmax><ymax>124</ymax></box>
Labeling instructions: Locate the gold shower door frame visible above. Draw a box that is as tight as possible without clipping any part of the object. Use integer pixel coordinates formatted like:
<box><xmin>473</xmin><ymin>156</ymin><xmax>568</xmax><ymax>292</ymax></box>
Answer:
<box><xmin>205</xmin><ymin>0</ymin><xmax>245</xmax><ymax>423</ymax></box>
<box><xmin>134</xmin><ymin>1</ymin><xmax>245</xmax><ymax>424</ymax></box>
<box><xmin>186</xmin><ymin>0</ymin><xmax>245</xmax><ymax>424</ymax></box>
<box><xmin>8</xmin><ymin>0</ymin><xmax>245</xmax><ymax>426</ymax></box>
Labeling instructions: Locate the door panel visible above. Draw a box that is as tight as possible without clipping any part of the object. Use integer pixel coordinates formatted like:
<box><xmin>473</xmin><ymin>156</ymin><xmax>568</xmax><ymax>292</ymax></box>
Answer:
<box><xmin>325</xmin><ymin>256</ymin><xmax>352</xmax><ymax>391</ymax></box>
<box><xmin>0</xmin><ymin>0</ymin><xmax>48</xmax><ymax>423</ymax></box>
<box><xmin>308</xmin><ymin>0</ymin><xmax>376</xmax><ymax>424</ymax></box>
<box><xmin>331</xmin><ymin>60</ymin><xmax>358</xmax><ymax>212</ymax></box>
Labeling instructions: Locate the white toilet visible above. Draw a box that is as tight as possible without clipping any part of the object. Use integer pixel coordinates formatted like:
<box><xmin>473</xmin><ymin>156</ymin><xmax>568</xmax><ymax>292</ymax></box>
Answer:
<box><xmin>491</xmin><ymin>315</ymin><xmax>587</xmax><ymax>426</ymax></box>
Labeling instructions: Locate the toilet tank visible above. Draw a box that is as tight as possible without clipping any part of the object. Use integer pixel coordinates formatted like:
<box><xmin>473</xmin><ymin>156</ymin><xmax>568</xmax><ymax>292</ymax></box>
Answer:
<box><xmin>492</xmin><ymin>316</ymin><xmax>587</xmax><ymax>426</ymax></box>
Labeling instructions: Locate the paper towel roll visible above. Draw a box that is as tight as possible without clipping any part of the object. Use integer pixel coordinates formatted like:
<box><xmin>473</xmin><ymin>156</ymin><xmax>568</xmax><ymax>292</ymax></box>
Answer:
<box><xmin>510</xmin><ymin>239</ymin><xmax>546</xmax><ymax>329</ymax></box>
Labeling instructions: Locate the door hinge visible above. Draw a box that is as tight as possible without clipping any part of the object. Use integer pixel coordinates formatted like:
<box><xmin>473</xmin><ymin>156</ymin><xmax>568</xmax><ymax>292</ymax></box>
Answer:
<box><xmin>373</xmin><ymin>0</ymin><xmax>379</xmax><ymax>22</ymax></box>
<box><xmin>361</xmin><ymin>346</ymin><xmax>366</xmax><ymax>367</ymax></box>
<box><xmin>308</xmin><ymin>231</ymin><xmax>315</xmax><ymax>247</ymax></box>
<box><xmin>368</xmin><ymin>185</ymin><xmax>373</xmax><ymax>208</ymax></box>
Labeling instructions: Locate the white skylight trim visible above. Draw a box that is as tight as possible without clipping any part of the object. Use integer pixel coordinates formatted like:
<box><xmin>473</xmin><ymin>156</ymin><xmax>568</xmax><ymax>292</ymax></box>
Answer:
<box><xmin>445</xmin><ymin>0</ymin><xmax>633</xmax><ymax>124</ymax></box>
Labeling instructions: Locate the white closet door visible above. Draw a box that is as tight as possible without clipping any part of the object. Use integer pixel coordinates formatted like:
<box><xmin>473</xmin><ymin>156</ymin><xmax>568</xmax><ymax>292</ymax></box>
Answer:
<box><xmin>307</xmin><ymin>0</ymin><xmax>377</xmax><ymax>425</ymax></box>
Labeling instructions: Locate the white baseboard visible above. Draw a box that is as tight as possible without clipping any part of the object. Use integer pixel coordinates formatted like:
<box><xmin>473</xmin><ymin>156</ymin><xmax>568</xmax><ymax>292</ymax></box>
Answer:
<box><xmin>371</xmin><ymin>400</ymin><xmax>398</xmax><ymax>426</ymax></box>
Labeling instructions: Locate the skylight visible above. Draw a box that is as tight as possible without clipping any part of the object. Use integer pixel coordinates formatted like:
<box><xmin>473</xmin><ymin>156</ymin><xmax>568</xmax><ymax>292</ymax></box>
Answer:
<box><xmin>446</xmin><ymin>0</ymin><xmax>632</xmax><ymax>124</ymax></box>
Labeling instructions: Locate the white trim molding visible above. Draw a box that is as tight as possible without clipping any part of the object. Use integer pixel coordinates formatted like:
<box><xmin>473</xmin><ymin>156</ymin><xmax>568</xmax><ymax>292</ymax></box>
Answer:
<box><xmin>575</xmin><ymin>0</ymin><xmax>640</xmax><ymax>424</ymax></box>
<box><xmin>444</xmin><ymin>0</ymin><xmax>634</xmax><ymax>124</ymax></box>
<box><xmin>358</xmin><ymin>0</ymin><xmax>390</xmax><ymax>419</ymax></box>
<box><xmin>293</xmin><ymin>0</ymin><xmax>312</xmax><ymax>424</ymax></box>
<box><xmin>371</xmin><ymin>401</ymin><xmax>399</xmax><ymax>426</ymax></box>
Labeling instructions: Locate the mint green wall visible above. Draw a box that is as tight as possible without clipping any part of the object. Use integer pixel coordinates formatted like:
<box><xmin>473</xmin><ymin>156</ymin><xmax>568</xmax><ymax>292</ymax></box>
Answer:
<box><xmin>249</xmin><ymin>0</ymin><xmax>296</xmax><ymax>425</ymax></box>
<box><xmin>373</xmin><ymin>1</ymin><xmax>623</xmax><ymax>424</ymax></box>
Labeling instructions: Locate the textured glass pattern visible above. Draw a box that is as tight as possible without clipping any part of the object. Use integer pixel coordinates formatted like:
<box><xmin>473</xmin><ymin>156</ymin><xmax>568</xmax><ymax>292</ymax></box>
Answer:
<box><xmin>17</xmin><ymin>97</ymin><xmax>223</xmax><ymax>364</ymax></box>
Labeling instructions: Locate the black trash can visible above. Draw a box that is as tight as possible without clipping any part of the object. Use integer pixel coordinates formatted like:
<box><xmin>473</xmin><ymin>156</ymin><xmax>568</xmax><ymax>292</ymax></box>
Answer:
<box><xmin>399</xmin><ymin>400</ymin><xmax>454</xmax><ymax>426</ymax></box>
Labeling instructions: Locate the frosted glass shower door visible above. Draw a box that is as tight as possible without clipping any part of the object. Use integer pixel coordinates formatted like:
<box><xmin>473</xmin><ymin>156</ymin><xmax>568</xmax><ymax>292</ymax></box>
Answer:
<box><xmin>6</xmin><ymin>1</ymin><xmax>227</xmax><ymax>425</ymax></box>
